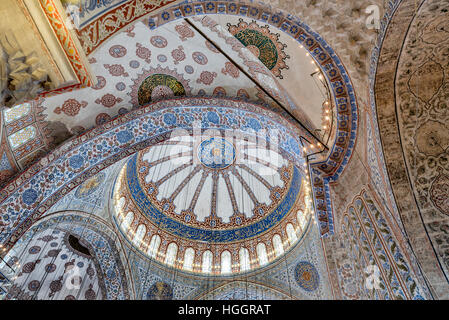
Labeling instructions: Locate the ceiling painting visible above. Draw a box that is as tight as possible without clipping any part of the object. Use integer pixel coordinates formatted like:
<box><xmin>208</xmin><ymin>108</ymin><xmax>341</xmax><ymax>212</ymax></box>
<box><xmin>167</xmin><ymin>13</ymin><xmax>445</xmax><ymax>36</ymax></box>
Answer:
<box><xmin>112</xmin><ymin>130</ymin><xmax>313</xmax><ymax>275</ymax></box>
<box><xmin>228</xmin><ymin>18</ymin><xmax>290</xmax><ymax>79</ymax></box>
<box><xmin>36</xmin><ymin>19</ymin><xmax>280</xmax><ymax>135</ymax></box>
<box><xmin>214</xmin><ymin>15</ymin><xmax>329</xmax><ymax>133</ymax></box>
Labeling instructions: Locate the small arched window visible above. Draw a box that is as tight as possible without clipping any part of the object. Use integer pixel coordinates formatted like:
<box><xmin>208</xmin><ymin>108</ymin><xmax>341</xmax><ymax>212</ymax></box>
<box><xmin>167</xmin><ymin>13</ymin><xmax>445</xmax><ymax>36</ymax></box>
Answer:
<box><xmin>147</xmin><ymin>234</ymin><xmax>161</xmax><ymax>258</ymax></box>
<box><xmin>183</xmin><ymin>247</ymin><xmax>195</xmax><ymax>271</ymax></box>
<box><xmin>114</xmin><ymin>197</ymin><xmax>126</xmax><ymax>217</ymax></box>
<box><xmin>239</xmin><ymin>247</ymin><xmax>250</xmax><ymax>272</ymax></box>
<box><xmin>165</xmin><ymin>242</ymin><xmax>178</xmax><ymax>266</ymax></box>
<box><xmin>133</xmin><ymin>224</ymin><xmax>146</xmax><ymax>248</ymax></box>
<box><xmin>8</xmin><ymin>125</ymin><xmax>36</xmax><ymax>150</ymax></box>
<box><xmin>256</xmin><ymin>242</ymin><xmax>268</xmax><ymax>266</ymax></box>
<box><xmin>297</xmin><ymin>210</ymin><xmax>306</xmax><ymax>230</ymax></box>
<box><xmin>202</xmin><ymin>250</ymin><xmax>213</xmax><ymax>274</ymax></box>
<box><xmin>3</xmin><ymin>102</ymin><xmax>31</xmax><ymax>124</ymax></box>
<box><xmin>121</xmin><ymin>211</ymin><xmax>134</xmax><ymax>231</ymax></box>
<box><xmin>286</xmin><ymin>223</ymin><xmax>297</xmax><ymax>245</ymax></box>
<box><xmin>272</xmin><ymin>234</ymin><xmax>284</xmax><ymax>257</ymax></box>
<box><xmin>221</xmin><ymin>250</ymin><xmax>232</xmax><ymax>274</ymax></box>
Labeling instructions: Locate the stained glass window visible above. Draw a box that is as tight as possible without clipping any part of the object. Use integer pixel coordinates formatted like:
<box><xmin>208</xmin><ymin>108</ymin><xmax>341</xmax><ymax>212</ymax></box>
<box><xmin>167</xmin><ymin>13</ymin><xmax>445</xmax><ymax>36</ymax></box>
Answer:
<box><xmin>3</xmin><ymin>103</ymin><xmax>31</xmax><ymax>124</ymax></box>
<box><xmin>8</xmin><ymin>125</ymin><xmax>36</xmax><ymax>149</ymax></box>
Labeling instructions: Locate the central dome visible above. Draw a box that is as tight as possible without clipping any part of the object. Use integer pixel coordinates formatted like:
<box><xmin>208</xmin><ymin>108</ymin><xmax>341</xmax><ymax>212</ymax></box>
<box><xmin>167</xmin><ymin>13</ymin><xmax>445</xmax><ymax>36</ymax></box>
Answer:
<box><xmin>112</xmin><ymin>124</ymin><xmax>313</xmax><ymax>275</ymax></box>
<box><xmin>198</xmin><ymin>137</ymin><xmax>236</xmax><ymax>170</ymax></box>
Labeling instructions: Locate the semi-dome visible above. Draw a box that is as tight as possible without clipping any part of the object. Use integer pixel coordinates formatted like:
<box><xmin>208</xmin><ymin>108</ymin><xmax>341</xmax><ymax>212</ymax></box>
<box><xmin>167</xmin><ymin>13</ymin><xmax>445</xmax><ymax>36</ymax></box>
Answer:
<box><xmin>111</xmin><ymin>125</ymin><xmax>314</xmax><ymax>275</ymax></box>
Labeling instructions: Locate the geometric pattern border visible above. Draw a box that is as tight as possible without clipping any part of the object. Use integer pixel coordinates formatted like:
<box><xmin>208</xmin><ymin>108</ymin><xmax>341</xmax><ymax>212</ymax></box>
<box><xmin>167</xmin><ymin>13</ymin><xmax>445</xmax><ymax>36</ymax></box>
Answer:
<box><xmin>38</xmin><ymin>0</ymin><xmax>93</xmax><ymax>86</ymax></box>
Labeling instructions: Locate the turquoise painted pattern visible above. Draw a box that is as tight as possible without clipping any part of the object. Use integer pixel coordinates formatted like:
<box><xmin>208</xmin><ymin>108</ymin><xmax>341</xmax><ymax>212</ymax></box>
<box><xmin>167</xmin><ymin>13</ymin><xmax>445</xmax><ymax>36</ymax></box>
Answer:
<box><xmin>126</xmin><ymin>153</ymin><xmax>302</xmax><ymax>243</ymax></box>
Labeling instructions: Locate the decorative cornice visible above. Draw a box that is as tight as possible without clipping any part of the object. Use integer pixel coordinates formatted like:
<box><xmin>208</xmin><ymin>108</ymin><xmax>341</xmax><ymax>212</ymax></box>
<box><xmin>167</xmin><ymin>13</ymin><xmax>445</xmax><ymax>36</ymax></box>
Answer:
<box><xmin>78</xmin><ymin>0</ymin><xmax>182</xmax><ymax>56</ymax></box>
<box><xmin>38</xmin><ymin>0</ymin><xmax>93</xmax><ymax>86</ymax></box>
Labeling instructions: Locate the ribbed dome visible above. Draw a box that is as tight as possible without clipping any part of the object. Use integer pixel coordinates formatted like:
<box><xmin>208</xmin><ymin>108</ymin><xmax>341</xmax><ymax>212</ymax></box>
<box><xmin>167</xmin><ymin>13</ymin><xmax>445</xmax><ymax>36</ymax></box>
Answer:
<box><xmin>112</xmin><ymin>130</ymin><xmax>314</xmax><ymax>275</ymax></box>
